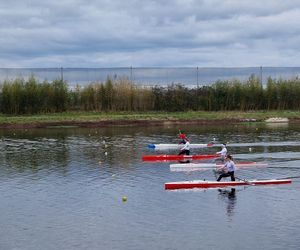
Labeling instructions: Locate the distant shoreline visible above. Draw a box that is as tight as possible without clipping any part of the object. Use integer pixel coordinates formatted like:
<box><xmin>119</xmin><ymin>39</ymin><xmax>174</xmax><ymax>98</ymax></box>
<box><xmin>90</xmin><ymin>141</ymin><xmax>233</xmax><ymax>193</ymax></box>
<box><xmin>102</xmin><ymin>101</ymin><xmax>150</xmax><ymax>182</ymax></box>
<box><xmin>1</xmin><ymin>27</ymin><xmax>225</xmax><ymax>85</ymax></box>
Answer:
<box><xmin>0</xmin><ymin>111</ymin><xmax>298</xmax><ymax>129</ymax></box>
<box><xmin>0</xmin><ymin>119</ymin><xmax>250</xmax><ymax>129</ymax></box>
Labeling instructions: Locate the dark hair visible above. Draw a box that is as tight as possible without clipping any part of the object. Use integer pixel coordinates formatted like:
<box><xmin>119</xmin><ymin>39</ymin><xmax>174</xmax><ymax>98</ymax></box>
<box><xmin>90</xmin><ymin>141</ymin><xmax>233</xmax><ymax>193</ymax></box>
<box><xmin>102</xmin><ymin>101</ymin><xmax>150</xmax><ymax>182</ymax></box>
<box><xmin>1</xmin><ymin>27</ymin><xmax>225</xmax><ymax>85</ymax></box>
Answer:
<box><xmin>226</xmin><ymin>154</ymin><xmax>232</xmax><ymax>160</ymax></box>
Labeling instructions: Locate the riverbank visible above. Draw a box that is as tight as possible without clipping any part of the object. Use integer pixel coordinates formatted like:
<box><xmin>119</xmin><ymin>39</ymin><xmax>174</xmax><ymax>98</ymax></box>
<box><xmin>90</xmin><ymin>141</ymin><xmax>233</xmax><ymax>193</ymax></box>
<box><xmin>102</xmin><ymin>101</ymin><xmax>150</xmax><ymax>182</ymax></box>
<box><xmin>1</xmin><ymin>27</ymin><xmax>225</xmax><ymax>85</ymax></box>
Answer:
<box><xmin>0</xmin><ymin>111</ymin><xmax>299</xmax><ymax>129</ymax></box>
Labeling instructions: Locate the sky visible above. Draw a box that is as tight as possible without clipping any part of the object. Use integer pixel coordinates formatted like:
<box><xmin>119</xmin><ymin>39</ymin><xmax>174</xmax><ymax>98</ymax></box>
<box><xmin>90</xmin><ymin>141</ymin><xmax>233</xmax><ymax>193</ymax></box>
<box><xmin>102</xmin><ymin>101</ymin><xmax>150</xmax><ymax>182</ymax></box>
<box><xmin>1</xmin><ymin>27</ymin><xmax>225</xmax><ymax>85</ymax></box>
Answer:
<box><xmin>0</xmin><ymin>0</ymin><xmax>300</xmax><ymax>68</ymax></box>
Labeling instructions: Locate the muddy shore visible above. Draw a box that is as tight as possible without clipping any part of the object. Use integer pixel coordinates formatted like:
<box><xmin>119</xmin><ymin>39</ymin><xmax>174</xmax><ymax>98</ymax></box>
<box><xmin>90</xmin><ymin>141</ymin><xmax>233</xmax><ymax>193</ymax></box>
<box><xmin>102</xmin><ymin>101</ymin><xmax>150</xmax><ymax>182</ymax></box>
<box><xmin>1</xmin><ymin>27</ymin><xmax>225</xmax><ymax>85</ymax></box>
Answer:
<box><xmin>0</xmin><ymin>118</ymin><xmax>297</xmax><ymax>129</ymax></box>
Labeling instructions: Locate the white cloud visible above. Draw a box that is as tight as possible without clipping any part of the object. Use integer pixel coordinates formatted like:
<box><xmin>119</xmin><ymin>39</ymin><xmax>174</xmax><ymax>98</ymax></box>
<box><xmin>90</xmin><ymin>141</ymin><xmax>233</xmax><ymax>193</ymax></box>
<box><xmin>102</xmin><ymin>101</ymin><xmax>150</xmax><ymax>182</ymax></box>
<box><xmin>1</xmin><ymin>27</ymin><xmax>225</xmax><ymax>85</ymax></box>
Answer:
<box><xmin>0</xmin><ymin>0</ymin><xmax>300</xmax><ymax>67</ymax></box>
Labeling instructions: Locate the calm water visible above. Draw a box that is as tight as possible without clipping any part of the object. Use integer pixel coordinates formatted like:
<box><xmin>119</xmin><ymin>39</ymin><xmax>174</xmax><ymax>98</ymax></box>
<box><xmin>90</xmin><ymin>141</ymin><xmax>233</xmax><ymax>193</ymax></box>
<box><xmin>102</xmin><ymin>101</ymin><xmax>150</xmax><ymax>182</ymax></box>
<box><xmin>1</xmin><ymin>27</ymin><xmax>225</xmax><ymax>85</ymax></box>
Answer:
<box><xmin>0</xmin><ymin>123</ymin><xmax>299</xmax><ymax>250</ymax></box>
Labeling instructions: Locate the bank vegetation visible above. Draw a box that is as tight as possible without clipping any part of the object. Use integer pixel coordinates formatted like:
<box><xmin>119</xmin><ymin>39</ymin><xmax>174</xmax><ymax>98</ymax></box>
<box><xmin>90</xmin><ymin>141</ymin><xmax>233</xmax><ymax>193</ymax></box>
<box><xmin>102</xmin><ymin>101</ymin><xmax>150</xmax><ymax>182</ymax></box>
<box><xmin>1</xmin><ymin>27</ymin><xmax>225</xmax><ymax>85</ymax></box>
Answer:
<box><xmin>1</xmin><ymin>75</ymin><xmax>300</xmax><ymax>115</ymax></box>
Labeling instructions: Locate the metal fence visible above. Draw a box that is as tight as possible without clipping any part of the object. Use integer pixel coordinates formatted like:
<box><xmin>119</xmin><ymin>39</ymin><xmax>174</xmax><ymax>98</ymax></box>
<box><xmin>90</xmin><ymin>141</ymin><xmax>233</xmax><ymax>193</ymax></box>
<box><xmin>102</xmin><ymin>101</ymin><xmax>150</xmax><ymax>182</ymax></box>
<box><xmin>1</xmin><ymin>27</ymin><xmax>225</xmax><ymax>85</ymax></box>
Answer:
<box><xmin>0</xmin><ymin>67</ymin><xmax>300</xmax><ymax>87</ymax></box>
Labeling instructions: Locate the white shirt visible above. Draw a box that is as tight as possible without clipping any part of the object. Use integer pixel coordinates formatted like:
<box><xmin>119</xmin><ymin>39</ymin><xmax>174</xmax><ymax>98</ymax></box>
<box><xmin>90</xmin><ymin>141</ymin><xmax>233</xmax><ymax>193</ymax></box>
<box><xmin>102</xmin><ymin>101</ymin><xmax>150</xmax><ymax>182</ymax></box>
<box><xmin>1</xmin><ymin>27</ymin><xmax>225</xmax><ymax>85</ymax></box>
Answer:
<box><xmin>217</xmin><ymin>147</ymin><xmax>227</xmax><ymax>157</ymax></box>
<box><xmin>224</xmin><ymin>160</ymin><xmax>236</xmax><ymax>172</ymax></box>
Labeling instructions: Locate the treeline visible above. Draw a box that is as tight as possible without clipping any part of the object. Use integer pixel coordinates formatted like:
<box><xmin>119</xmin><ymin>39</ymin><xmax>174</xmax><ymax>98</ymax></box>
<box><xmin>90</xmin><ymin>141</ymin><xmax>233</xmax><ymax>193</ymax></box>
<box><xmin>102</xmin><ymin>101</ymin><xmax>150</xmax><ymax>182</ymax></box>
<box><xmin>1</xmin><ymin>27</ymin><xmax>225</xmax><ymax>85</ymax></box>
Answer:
<box><xmin>0</xmin><ymin>75</ymin><xmax>300</xmax><ymax>114</ymax></box>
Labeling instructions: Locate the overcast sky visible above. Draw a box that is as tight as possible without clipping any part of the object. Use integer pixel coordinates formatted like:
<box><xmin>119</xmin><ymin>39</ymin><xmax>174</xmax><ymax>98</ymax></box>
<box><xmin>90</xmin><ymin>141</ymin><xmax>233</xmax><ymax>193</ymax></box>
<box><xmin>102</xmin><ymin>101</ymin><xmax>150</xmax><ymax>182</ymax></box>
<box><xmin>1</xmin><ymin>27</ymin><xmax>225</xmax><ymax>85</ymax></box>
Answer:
<box><xmin>0</xmin><ymin>0</ymin><xmax>300</xmax><ymax>67</ymax></box>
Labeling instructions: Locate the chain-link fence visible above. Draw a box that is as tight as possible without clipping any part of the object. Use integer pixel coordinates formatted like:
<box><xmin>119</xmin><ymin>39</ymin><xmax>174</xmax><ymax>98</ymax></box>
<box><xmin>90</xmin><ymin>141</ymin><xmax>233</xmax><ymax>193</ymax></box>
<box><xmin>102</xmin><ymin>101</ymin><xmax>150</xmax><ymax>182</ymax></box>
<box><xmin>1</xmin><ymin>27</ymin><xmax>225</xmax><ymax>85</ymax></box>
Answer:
<box><xmin>0</xmin><ymin>67</ymin><xmax>300</xmax><ymax>87</ymax></box>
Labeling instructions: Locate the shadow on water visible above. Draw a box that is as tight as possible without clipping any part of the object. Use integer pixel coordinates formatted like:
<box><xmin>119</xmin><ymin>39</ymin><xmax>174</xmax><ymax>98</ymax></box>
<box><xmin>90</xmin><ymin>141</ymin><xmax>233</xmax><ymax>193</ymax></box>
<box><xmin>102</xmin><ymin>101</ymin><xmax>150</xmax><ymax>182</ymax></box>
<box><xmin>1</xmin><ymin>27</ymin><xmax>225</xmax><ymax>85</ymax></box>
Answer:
<box><xmin>217</xmin><ymin>188</ymin><xmax>237</xmax><ymax>217</ymax></box>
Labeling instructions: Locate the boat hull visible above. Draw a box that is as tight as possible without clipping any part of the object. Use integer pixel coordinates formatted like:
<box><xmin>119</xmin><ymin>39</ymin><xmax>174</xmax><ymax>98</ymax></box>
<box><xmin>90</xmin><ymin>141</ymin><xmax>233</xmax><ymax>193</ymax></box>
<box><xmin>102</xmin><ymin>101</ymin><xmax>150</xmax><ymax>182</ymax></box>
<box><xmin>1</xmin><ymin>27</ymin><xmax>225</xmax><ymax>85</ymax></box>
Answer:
<box><xmin>165</xmin><ymin>179</ymin><xmax>292</xmax><ymax>190</ymax></box>
<box><xmin>142</xmin><ymin>154</ymin><xmax>219</xmax><ymax>162</ymax></box>
<box><xmin>148</xmin><ymin>143</ymin><xmax>213</xmax><ymax>150</ymax></box>
<box><xmin>170</xmin><ymin>162</ymin><xmax>268</xmax><ymax>171</ymax></box>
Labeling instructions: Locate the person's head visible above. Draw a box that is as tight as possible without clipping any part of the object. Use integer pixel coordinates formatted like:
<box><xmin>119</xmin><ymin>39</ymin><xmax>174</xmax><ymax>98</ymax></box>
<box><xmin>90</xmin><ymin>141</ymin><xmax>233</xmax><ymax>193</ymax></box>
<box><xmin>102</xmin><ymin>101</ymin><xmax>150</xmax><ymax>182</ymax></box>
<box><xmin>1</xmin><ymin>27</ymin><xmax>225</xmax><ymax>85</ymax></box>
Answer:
<box><xmin>225</xmin><ymin>154</ymin><xmax>232</xmax><ymax>160</ymax></box>
<box><xmin>222</xmin><ymin>143</ymin><xmax>226</xmax><ymax>148</ymax></box>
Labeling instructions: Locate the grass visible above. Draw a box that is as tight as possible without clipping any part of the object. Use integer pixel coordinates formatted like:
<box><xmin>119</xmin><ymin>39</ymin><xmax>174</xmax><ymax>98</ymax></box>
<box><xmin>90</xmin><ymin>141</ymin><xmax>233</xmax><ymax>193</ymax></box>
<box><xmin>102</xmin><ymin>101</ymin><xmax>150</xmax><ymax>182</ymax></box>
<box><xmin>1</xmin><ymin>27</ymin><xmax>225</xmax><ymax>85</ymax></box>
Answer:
<box><xmin>0</xmin><ymin>110</ymin><xmax>299</xmax><ymax>125</ymax></box>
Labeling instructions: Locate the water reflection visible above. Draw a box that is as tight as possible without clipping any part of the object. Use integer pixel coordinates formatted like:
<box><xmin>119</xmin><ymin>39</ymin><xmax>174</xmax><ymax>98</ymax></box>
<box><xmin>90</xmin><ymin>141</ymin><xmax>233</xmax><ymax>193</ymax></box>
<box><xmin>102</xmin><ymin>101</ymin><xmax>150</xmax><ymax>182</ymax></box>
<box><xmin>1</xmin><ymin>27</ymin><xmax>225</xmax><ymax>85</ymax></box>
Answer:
<box><xmin>265</xmin><ymin>122</ymin><xmax>289</xmax><ymax>129</ymax></box>
<box><xmin>0</xmin><ymin>124</ymin><xmax>300</xmax><ymax>250</ymax></box>
<box><xmin>218</xmin><ymin>188</ymin><xmax>237</xmax><ymax>217</ymax></box>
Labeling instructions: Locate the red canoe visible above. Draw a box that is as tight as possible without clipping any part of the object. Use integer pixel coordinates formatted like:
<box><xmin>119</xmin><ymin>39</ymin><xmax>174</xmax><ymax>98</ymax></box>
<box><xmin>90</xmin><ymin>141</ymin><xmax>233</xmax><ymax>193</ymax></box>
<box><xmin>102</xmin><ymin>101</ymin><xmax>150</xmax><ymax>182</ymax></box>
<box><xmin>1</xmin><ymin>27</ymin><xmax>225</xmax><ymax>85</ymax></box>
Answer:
<box><xmin>142</xmin><ymin>154</ymin><xmax>220</xmax><ymax>162</ymax></box>
<box><xmin>165</xmin><ymin>179</ymin><xmax>292</xmax><ymax>190</ymax></box>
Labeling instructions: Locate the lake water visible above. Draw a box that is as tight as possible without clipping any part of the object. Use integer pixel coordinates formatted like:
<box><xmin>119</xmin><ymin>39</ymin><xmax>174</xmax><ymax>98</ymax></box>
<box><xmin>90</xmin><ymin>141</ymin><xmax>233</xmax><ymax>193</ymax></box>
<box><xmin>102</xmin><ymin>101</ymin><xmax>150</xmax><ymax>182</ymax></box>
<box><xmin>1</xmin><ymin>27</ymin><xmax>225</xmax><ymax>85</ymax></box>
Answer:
<box><xmin>0</xmin><ymin>123</ymin><xmax>299</xmax><ymax>250</ymax></box>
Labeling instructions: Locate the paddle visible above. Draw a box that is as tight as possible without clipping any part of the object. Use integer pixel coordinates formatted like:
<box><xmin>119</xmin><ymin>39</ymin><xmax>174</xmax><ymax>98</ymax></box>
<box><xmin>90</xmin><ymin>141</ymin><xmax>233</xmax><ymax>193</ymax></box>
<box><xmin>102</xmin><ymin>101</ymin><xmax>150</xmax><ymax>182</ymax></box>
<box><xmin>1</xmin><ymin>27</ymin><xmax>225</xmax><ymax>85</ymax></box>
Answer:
<box><xmin>255</xmin><ymin>175</ymin><xmax>300</xmax><ymax>181</ymax></box>
<box><xmin>276</xmin><ymin>175</ymin><xmax>300</xmax><ymax>180</ymax></box>
<box><xmin>267</xmin><ymin>166</ymin><xmax>300</xmax><ymax>169</ymax></box>
<box><xmin>235</xmin><ymin>176</ymin><xmax>255</xmax><ymax>186</ymax></box>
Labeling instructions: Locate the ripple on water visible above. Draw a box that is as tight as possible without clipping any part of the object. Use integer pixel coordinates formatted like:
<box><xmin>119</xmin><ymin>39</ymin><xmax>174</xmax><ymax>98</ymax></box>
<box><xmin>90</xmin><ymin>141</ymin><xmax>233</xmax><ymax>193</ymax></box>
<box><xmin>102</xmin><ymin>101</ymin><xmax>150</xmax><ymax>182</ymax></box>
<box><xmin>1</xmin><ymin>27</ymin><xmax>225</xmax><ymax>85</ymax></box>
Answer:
<box><xmin>0</xmin><ymin>125</ymin><xmax>300</xmax><ymax>250</ymax></box>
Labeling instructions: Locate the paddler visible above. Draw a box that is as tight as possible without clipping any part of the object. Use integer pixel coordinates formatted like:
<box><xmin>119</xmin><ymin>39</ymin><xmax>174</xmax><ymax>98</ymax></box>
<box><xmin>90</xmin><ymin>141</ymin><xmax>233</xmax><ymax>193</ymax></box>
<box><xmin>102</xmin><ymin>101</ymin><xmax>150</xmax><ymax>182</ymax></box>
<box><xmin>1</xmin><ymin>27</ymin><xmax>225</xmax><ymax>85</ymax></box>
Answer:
<box><xmin>178</xmin><ymin>133</ymin><xmax>190</xmax><ymax>155</ymax></box>
<box><xmin>216</xmin><ymin>154</ymin><xmax>236</xmax><ymax>181</ymax></box>
<box><xmin>216</xmin><ymin>143</ymin><xmax>227</xmax><ymax>162</ymax></box>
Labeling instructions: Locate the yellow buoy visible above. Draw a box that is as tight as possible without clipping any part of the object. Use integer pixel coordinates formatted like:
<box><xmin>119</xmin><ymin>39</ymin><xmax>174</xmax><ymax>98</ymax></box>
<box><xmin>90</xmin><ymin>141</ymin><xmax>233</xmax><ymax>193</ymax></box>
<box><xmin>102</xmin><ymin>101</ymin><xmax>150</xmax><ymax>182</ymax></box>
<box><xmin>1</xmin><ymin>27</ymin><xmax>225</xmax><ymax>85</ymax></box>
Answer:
<box><xmin>122</xmin><ymin>196</ymin><xmax>127</xmax><ymax>202</ymax></box>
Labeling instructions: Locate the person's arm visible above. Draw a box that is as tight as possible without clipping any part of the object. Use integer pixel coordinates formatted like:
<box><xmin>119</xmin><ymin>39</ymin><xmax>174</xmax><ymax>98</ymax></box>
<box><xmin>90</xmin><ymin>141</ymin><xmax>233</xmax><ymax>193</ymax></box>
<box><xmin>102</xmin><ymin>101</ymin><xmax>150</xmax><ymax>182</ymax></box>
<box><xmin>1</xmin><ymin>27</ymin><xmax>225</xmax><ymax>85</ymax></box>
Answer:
<box><xmin>216</xmin><ymin>148</ymin><xmax>224</xmax><ymax>154</ymax></box>
<box><xmin>180</xmin><ymin>142</ymin><xmax>189</xmax><ymax>151</ymax></box>
<box><xmin>216</xmin><ymin>161</ymin><xmax>226</xmax><ymax>171</ymax></box>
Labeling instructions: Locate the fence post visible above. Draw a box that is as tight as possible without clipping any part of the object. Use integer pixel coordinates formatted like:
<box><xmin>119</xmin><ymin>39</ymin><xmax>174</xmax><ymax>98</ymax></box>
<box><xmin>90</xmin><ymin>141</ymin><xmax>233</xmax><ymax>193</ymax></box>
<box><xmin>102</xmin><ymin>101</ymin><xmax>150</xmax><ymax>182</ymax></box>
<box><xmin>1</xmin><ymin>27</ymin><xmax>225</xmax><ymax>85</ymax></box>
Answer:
<box><xmin>260</xmin><ymin>66</ymin><xmax>263</xmax><ymax>85</ymax></box>
<box><xmin>60</xmin><ymin>67</ymin><xmax>64</xmax><ymax>82</ymax></box>
<box><xmin>197</xmin><ymin>66</ymin><xmax>199</xmax><ymax>88</ymax></box>
<box><xmin>196</xmin><ymin>66</ymin><xmax>199</xmax><ymax>110</ymax></box>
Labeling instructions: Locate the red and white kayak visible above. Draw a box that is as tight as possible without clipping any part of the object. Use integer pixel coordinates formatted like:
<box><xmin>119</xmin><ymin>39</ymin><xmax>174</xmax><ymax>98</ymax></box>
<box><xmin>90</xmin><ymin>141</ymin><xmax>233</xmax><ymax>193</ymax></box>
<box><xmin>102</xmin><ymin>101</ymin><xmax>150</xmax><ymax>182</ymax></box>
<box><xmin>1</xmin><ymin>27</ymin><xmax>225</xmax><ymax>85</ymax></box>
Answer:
<box><xmin>148</xmin><ymin>143</ymin><xmax>213</xmax><ymax>150</ymax></box>
<box><xmin>165</xmin><ymin>179</ymin><xmax>292</xmax><ymax>190</ymax></box>
<box><xmin>170</xmin><ymin>162</ymin><xmax>268</xmax><ymax>171</ymax></box>
<box><xmin>142</xmin><ymin>154</ymin><xmax>220</xmax><ymax>162</ymax></box>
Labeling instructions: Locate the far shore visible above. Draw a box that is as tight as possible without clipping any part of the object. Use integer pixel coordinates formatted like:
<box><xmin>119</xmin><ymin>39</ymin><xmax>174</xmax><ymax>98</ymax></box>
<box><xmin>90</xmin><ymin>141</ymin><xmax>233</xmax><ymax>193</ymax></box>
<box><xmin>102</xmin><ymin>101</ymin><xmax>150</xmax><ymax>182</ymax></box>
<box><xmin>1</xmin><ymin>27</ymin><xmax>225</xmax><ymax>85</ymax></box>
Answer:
<box><xmin>0</xmin><ymin>111</ymin><xmax>299</xmax><ymax>129</ymax></box>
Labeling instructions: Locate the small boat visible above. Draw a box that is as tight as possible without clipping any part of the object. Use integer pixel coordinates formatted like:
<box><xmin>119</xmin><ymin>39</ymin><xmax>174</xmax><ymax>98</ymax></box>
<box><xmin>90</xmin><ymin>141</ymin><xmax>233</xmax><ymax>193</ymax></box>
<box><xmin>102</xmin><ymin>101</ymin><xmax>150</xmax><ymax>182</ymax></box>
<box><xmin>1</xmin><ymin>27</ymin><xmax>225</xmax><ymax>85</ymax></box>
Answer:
<box><xmin>142</xmin><ymin>154</ymin><xmax>220</xmax><ymax>162</ymax></box>
<box><xmin>170</xmin><ymin>162</ymin><xmax>268</xmax><ymax>171</ymax></box>
<box><xmin>148</xmin><ymin>143</ymin><xmax>213</xmax><ymax>150</ymax></box>
<box><xmin>165</xmin><ymin>179</ymin><xmax>292</xmax><ymax>190</ymax></box>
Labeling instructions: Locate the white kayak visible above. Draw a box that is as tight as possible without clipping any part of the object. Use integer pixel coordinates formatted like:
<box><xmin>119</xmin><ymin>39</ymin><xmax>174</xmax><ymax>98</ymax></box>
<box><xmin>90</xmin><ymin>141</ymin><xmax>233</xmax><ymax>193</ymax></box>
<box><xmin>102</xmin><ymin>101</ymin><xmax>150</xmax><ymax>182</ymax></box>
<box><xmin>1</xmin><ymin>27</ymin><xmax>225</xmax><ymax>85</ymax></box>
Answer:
<box><xmin>170</xmin><ymin>162</ymin><xmax>268</xmax><ymax>172</ymax></box>
<box><xmin>148</xmin><ymin>143</ymin><xmax>213</xmax><ymax>150</ymax></box>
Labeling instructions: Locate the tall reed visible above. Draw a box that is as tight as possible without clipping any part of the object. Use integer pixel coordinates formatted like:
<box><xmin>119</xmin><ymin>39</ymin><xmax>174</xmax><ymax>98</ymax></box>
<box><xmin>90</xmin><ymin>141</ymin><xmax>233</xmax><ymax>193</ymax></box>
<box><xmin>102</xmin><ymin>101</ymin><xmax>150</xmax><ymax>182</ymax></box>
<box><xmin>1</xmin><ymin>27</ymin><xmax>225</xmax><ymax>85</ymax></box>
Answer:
<box><xmin>0</xmin><ymin>75</ymin><xmax>300</xmax><ymax>114</ymax></box>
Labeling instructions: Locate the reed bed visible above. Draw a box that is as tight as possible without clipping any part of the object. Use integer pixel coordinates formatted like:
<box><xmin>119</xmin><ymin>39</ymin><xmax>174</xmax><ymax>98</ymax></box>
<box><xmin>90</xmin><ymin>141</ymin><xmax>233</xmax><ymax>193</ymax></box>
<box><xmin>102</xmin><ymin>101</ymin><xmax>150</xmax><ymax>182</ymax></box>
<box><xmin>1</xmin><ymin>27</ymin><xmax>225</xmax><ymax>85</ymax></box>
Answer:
<box><xmin>1</xmin><ymin>75</ymin><xmax>300</xmax><ymax>115</ymax></box>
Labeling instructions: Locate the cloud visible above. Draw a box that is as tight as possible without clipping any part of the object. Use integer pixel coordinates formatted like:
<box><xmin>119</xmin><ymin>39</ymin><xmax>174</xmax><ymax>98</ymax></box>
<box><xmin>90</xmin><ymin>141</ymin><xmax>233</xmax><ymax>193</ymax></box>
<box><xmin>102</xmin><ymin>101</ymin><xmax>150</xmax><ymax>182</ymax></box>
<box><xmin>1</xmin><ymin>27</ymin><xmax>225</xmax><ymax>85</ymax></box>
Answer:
<box><xmin>0</xmin><ymin>0</ymin><xmax>300</xmax><ymax>67</ymax></box>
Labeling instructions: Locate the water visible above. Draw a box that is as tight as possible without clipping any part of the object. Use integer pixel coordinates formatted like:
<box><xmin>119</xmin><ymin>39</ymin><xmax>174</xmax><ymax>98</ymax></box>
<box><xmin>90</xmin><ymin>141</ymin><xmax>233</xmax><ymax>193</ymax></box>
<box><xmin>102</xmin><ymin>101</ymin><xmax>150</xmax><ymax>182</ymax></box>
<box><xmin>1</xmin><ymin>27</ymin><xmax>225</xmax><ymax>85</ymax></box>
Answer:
<box><xmin>0</xmin><ymin>124</ymin><xmax>299</xmax><ymax>250</ymax></box>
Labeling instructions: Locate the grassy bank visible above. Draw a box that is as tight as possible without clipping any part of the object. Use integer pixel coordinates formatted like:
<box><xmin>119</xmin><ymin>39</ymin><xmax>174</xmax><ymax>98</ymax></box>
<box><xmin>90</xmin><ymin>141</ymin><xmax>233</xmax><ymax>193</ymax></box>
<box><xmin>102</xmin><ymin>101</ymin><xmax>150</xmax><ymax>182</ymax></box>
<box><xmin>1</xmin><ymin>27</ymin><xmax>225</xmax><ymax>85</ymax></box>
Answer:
<box><xmin>0</xmin><ymin>111</ymin><xmax>299</xmax><ymax>126</ymax></box>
